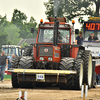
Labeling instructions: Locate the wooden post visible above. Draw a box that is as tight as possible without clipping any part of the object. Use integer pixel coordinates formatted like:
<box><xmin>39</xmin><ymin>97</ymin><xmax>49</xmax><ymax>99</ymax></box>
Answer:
<box><xmin>56</xmin><ymin>73</ymin><xmax>59</xmax><ymax>83</ymax></box>
<box><xmin>83</xmin><ymin>83</ymin><xmax>86</xmax><ymax>100</ymax></box>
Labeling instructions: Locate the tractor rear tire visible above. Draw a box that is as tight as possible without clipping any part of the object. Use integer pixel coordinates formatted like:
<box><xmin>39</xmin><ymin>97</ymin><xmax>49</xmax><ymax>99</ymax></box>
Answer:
<box><xmin>11</xmin><ymin>57</ymin><xmax>20</xmax><ymax>88</ymax></box>
<box><xmin>83</xmin><ymin>50</ymin><xmax>92</xmax><ymax>88</ymax></box>
<box><xmin>11</xmin><ymin>57</ymin><xmax>20</xmax><ymax>68</ymax></box>
<box><xmin>74</xmin><ymin>59</ymin><xmax>83</xmax><ymax>90</ymax></box>
<box><xmin>11</xmin><ymin>73</ymin><xmax>19</xmax><ymax>88</ymax></box>
<box><xmin>59</xmin><ymin>58</ymin><xmax>75</xmax><ymax>90</ymax></box>
<box><xmin>23</xmin><ymin>48</ymin><xmax>32</xmax><ymax>56</ymax></box>
<box><xmin>19</xmin><ymin>56</ymin><xmax>35</xmax><ymax>88</ymax></box>
<box><xmin>76</xmin><ymin>50</ymin><xmax>93</xmax><ymax>88</ymax></box>
<box><xmin>19</xmin><ymin>56</ymin><xmax>34</xmax><ymax>69</ymax></box>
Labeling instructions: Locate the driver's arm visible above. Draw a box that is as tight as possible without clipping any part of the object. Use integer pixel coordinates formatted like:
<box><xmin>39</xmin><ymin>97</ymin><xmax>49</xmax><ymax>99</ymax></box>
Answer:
<box><xmin>96</xmin><ymin>40</ymin><xmax>99</xmax><ymax>41</ymax></box>
<box><xmin>75</xmin><ymin>40</ymin><xmax>77</xmax><ymax>44</ymax></box>
<box><xmin>58</xmin><ymin>36</ymin><xmax>62</xmax><ymax>42</ymax></box>
<box><xmin>75</xmin><ymin>36</ymin><xmax>78</xmax><ymax>44</ymax></box>
<box><xmin>88</xmin><ymin>36</ymin><xmax>91</xmax><ymax>41</ymax></box>
<box><xmin>96</xmin><ymin>37</ymin><xmax>99</xmax><ymax>41</ymax></box>
<box><xmin>6</xmin><ymin>58</ymin><xmax>8</xmax><ymax>68</ymax></box>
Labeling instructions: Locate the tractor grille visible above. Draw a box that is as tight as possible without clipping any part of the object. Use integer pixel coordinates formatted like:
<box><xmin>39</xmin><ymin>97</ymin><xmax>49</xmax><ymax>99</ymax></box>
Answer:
<box><xmin>39</xmin><ymin>47</ymin><xmax>53</xmax><ymax>56</ymax></box>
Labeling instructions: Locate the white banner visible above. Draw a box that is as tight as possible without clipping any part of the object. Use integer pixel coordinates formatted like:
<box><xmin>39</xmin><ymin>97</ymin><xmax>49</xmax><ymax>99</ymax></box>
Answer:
<box><xmin>85</xmin><ymin>47</ymin><xmax>100</xmax><ymax>57</ymax></box>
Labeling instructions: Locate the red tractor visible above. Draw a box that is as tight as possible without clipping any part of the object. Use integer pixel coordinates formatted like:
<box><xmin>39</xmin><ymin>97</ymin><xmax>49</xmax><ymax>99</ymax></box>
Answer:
<box><xmin>11</xmin><ymin>17</ymin><xmax>95</xmax><ymax>90</ymax></box>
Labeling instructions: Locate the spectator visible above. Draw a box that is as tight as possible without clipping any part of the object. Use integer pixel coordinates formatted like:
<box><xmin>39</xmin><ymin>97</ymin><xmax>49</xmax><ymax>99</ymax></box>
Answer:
<box><xmin>8</xmin><ymin>54</ymin><xmax>15</xmax><ymax>70</ymax></box>
<box><xmin>96</xmin><ymin>74</ymin><xmax>99</xmax><ymax>85</ymax></box>
<box><xmin>0</xmin><ymin>51</ymin><xmax>8</xmax><ymax>82</ymax></box>
<box><xmin>8</xmin><ymin>57</ymin><xmax>11</xmax><ymax>70</ymax></box>
<box><xmin>88</xmin><ymin>31</ymin><xmax>99</xmax><ymax>41</ymax></box>
<box><xmin>12</xmin><ymin>54</ymin><xmax>15</xmax><ymax>59</ymax></box>
<box><xmin>75</xmin><ymin>31</ymin><xmax>83</xmax><ymax>45</ymax></box>
<box><xmin>15</xmin><ymin>55</ymin><xmax>18</xmax><ymax>57</ymax></box>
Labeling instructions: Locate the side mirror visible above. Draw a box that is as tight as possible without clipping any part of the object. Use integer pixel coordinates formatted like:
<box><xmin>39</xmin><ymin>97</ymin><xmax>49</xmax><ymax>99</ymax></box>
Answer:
<box><xmin>75</xmin><ymin>29</ymin><xmax>79</xmax><ymax>34</ymax></box>
<box><xmin>31</xmin><ymin>28</ymin><xmax>34</xmax><ymax>33</ymax></box>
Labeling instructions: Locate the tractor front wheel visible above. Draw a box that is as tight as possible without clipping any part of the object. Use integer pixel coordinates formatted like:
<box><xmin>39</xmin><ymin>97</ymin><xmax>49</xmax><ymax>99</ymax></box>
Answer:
<box><xmin>19</xmin><ymin>56</ymin><xmax>35</xmax><ymax>88</ymax></box>
<box><xmin>74</xmin><ymin>59</ymin><xmax>83</xmax><ymax>90</ymax></box>
<box><xmin>83</xmin><ymin>50</ymin><xmax>92</xmax><ymax>88</ymax></box>
<box><xmin>59</xmin><ymin>58</ymin><xmax>75</xmax><ymax>90</ymax></box>
<box><xmin>11</xmin><ymin>57</ymin><xmax>20</xmax><ymax>88</ymax></box>
<box><xmin>76</xmin><ymin>50</ymin><xmax>93</xmax><ymax>88</ymax></box>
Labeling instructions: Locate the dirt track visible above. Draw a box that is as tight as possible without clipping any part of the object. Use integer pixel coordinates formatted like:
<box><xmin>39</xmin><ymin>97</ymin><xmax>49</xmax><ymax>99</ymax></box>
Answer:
<box><xmin>0</xmin><ymin>80</ymin><xmax>100</xmax><ymax>100</ymax></box>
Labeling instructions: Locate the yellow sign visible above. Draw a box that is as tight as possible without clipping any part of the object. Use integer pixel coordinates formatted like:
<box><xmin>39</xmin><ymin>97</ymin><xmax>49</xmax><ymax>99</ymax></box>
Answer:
<box><xmin>89</xmin><ymin>17</ymin><xmax>100</xmax><ymax>21</ymax></box>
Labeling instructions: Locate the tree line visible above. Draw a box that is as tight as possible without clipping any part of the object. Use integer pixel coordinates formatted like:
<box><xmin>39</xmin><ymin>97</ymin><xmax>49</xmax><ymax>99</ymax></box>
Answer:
<box><xmin>0</xmin><ymin>9</ymin><xmax>38</xmax><ymax>48</ymax></box>
<box><xmin>44</xmin><ymin>0</ymin><xmax>100</xmax><ymax>22</ymax></box>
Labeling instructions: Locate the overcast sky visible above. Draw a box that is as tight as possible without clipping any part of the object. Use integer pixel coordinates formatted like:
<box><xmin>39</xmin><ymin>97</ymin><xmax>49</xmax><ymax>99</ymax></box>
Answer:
<box><xmin>0</xmin><ymin>0</ymin><xmax>85</xmax><ymax>29</ymax></box>
<box><xmin>0</xmin><ymin>0</ymin><xmax>48</xmax><ymax>22</ymax></box>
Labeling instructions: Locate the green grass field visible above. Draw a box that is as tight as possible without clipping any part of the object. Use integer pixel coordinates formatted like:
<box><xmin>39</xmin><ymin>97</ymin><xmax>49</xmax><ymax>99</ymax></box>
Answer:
<box><xmin>4</xmin><ymin>75</ymin><xmax>11</xmax><ymax>80</ymax></box>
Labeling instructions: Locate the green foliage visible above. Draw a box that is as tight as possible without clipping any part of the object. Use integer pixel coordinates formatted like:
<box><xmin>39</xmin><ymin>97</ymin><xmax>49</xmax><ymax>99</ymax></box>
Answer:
<box><xmin>0</xmin><ymin>30</ymin><xmax>8</xmax><ymax>46</ymax></box>
<box><xmin>78</xmin><ymin>17</ymin><xmax>84</xmax><ymax>24</ymax></box>
<box><xmin>44</xmin><ymin>0</ymin><xmax>64</xmax><ymax>18</ymax></box>
<box><xmin>0</xmin><ymin>9</ymin><xmax>38</xmax><ymax>50</ymax></box>
<box><xmin>0</xmin><ymin>15</ymin><xmax>9</xmax><ymax>48</ymax></box>
<box><xmin>11</xmin><ymin>9</ymin><xmax>27</xmax><ymax>27</ymax></box>
<box><xmin>4</xmin><ymin>23</ymin><xmax>22</xmax><ymax>45</ymax></box>
<box><xmin>44</xmin><ymin>0</ymin><xmax>100</xmax><ymax>21</ymax></box>
<box><xmin>21</xmin><ymin>42</ymin><xmax>29</xmax><ymax>48</ymax></box>
<box><xmin>11</xmin><ymin>9</ymin><xmax>38</xmax><ymax>39</ymax></box>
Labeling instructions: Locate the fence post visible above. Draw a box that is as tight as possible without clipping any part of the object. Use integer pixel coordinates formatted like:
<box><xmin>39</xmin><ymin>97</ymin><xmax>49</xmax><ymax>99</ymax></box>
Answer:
<box><xmin>81</xmin><ymin>83</ymin><xmax>88</xmax><ymax>100</ymax></box>
<box><xmin>19</xmin><ymin>90</ymin><xmax>27</xmax><ymax>100</ymax></box>
<box><xmin>83</xmin><ymin>83</ymin><xmax>86</xmax><ymax>100</ymax></box>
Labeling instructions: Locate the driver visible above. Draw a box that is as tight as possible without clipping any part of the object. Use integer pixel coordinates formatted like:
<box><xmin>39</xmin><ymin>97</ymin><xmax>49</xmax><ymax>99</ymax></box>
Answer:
<box><xmin>57</xmin><ymin>31</ymin><xmax>62</xmax><ymax>43</ymax></box>
<box><xmin>88</xmin><ymin>31</ymin><xmax>99</xmax><ymax>41</ymax></box>
<box><xmin>50</xmin><ymin>31</ymin><xmax>62</xmax><ymax>43</ymax></box>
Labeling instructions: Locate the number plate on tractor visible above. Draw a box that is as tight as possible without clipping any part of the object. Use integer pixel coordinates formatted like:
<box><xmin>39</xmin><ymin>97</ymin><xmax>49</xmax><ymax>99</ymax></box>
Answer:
<box><xmin>36</xmin><ymin>74</ymin><xmax>45</xmax><ymax>82</ymax></box>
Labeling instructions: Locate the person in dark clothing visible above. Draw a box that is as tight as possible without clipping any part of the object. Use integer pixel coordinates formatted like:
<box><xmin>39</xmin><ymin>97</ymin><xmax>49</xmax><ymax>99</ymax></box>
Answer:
<box><xmin>8</xmin><ymin>57</ymin><xmax>11</xmax><ymax>69</ymax></box>
<box><xmin>88</xmin><ymin>31</ymin><xmax>99</xmax><ymax>41</ymax></box>
<box><xmin>50</xmin><ymin>31</ymin><xmax>62</xmax><ymax>43</ymax></box>
<box><xmin>8</xmin><ymin>54</ymin><xmax>15</xmax><ymax>69</ymax></box>
<box><xmin>57</xmin><ymin>31</ymin><xmax>62</xmax><ymax>43</ymax></box>
<box><xmin>75</xmin><ymin>31</ymin><xmax>83</xmax><ymax>45</ymax></box>
<box><xmin>0</xmin><ymin>51</ymin><xmax>8</xmax><ymax>82</ymax></box>
<box><xmin>96</xmin><ymin>74</ymin><xmax>99</xmax><ymax>84</ymax></box>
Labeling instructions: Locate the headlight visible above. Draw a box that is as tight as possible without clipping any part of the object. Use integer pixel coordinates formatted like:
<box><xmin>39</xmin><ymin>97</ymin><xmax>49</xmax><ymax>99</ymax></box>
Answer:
<box><xmin>48</xmin><ymin>57</ymin><xmax>52</xmax><ymax>61</ymax></box>
<box><xmin>40</xmin><ymin>57</ymin><xmax>44</xmax><ymax>60</ymax></box>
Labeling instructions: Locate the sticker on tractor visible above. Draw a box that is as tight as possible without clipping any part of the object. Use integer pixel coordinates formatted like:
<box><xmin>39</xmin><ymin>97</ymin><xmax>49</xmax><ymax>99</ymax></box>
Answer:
<box><xmin>36</xmin><ymin>74</ymin><xmax>45</xmax><ymax>82</ymax></box>
<box><xmin>44</xmin><ymin>49</ymin><xmax>48</xmax><ymax>52</ymax></box>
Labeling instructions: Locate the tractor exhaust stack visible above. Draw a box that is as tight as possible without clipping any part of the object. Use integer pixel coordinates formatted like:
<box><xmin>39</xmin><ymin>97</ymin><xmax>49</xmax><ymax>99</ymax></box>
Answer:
<box><xmin>53</xmin><ymin>16</ymin><xmax>59</xmax><ymax>46</ymax></box>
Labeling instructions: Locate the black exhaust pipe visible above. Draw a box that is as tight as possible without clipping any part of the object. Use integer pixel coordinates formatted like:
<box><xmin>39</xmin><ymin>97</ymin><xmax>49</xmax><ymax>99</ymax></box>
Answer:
<box><xmin>53</xmin><ymin>16</ymin><xmax>59</xmax><ymax>46</ymax></box>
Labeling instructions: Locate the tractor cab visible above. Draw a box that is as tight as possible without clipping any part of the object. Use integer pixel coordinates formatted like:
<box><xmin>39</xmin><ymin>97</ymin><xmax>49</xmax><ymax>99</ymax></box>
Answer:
<box><xmin>2</xmin><ymin>45</ymin><xmax>21</xmax><ymax>69</ymax></box>
<box><xmin>33</xmin><ymin>17</ymin><xmax>76</xmax><ymax>66</ymax></box>
<box><xmin>2</xmin><ymin>45</ymin><xmax>21</xmax><ymax>57</ymax></box>
<box><xmin>37</xmin><ymin>17</ymin><xmax>75</xmax><ymax>45</ymax></box>
<box><xmin>38</xmin><ymin>28</ymin><xmax>70</xmax><ymax>44</ymax></box>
